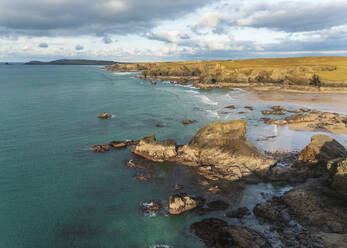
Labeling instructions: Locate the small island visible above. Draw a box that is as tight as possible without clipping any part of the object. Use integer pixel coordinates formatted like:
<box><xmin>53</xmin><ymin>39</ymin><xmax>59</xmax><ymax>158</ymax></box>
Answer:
<box><xmin>25</xmin><ymin>59</ymin><xmax>117</xmax><ymax>65</ymax></box>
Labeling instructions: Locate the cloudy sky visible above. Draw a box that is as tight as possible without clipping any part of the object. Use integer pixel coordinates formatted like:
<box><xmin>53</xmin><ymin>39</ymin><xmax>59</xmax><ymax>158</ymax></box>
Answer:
<box><xmin>1</xmin><ymin>0</ymin><xmax>347</xmax><ymax>62</ymax></box>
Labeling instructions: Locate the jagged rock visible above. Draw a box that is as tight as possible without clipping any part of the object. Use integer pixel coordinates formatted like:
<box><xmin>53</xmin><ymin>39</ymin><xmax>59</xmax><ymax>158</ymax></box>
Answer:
<box><xmin>297</xmin><ymin>134</ymin><xmax>347</xmax><ymax>164</ymax></box>
<box><xmin>98</xmin><ymin>112</ymin><xmax>112</xmax><ymax>119</ymax></box>
<box><xmin>91</xmin><ymin>144</ymin><xmax>110</xmax><ymax>152</ymax></box>
<box><xmin>168</xmin><ymin>193</ymin><xmax>203</xmax><ymax>215</ymax></box>
<box><xmin>131</xmin><ymin>134</ymin><xmax>177</xmax><ymax>162</ymax></box>
<box><xmin>132</xmin><ymin>121</ymin><xmax>275</xmax><ymax>182</ymax></box>
<box><xmin>190</xmin><ymin>218</ymin><xmax>271</xmax><ymax>248</ymax></box>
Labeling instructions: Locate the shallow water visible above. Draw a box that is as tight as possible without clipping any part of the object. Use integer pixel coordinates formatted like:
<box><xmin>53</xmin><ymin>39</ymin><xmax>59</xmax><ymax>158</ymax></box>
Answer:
<box><xmin>0</xmin><ymin>64</ymin><xmax>346</xmax><ymax>248</ymax></box>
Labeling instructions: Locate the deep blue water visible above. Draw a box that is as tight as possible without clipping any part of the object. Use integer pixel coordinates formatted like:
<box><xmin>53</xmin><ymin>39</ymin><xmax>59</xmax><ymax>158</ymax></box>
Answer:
<box><xmin>0</xmin><ymin>64</ymin><xmax>346</xmax><ymax>248</ymax></box>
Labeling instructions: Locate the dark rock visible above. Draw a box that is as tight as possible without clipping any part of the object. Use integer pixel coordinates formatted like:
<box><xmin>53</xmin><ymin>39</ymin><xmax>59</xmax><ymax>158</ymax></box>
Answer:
<box><xmin>190</xmin><ymin>218</ymin><xmax>271</xmax><ymax>248</ymax></box>
<box><xmin>244</xmin><ymin>106</ymin><xmax>254</xmax><ymax>111</ymax></box>
<box><xmin>206</xmin><ymin>200</ymin><xmax>230</xmax><ymax>211</ymax></box>
<box><xmin>226</xmin><ymin>207</ymin><xmax>250</xmax><ymax>219</ymax></box>
<box><xmin>225</xmin><ymin>105</ymin><xmax>235</xmax><ymax>109</ymax></box>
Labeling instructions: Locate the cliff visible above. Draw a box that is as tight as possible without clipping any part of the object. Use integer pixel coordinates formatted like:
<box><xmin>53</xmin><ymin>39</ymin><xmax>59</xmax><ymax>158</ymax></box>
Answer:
<box><xmin>105</xmin><ymin>57</ymin><xmax>347</xmax><ymax>90</ymax></box>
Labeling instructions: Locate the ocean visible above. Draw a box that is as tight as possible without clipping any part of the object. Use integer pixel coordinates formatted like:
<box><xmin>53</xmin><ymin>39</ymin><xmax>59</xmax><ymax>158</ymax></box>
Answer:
<box><xmin>0</xmin><ymin>64</ymin><xmax>346</xmax><ymax>248</ymax></box>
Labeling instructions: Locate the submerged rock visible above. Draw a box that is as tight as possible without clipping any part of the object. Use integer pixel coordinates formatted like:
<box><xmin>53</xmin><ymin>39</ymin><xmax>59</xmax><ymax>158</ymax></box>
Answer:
<box><xmin>168</xmin><ymin>193</ymin><xmax>203</xmax><ymax>215</ymax></box>
<box><xmin>226</xmin><ymin>207</ymin><xmax>250</xmax><ymax>219</ymax></box>
<box><xmin>190</xmin><ymin>218</ymin><xmax>271</xmax><ymax>248</ymax></box>
<box><xmin>244</xmin><ymin>106</ymin><xmax>254</xmax><ymax>111</ymax></box>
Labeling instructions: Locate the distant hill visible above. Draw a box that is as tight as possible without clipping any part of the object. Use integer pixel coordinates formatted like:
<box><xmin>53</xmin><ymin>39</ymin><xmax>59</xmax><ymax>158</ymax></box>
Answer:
<box><xmin>25</xmin><ymin>59</ymin><xmax>117</xmax><ymax>65</ymax></box>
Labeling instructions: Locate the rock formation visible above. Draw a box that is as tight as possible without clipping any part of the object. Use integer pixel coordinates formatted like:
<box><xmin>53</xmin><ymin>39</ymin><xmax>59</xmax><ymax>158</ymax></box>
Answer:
<box><xmin>263</xmin><ymin>111</ymin><xmax>347</xmax><ymax>134</ymax></box>
<box><xmin>131</xmin><ymin>120</ymin><xmax>275</xmax><ymax>182</ymax></box>
<box><xmin>168</xmin><ymin>193</ymin><xmax>203</xmax><ymax>215</ymax></box>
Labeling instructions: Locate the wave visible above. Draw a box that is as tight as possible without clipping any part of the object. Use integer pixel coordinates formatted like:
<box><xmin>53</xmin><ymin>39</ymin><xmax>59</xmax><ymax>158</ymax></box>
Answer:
<box><xmin>206</xmin><ymin>109</ymin><xmax>221</xmax><ymax>119</ymax></box>
<box><xmin>198</xmin><ymin>95</ymin><xmax>219</xmax><ymax>106</ymax></box>
<box><xmin>112</xmin><ymin>72</ymin><xmax>136</xmax><ymax>75</ymax></box>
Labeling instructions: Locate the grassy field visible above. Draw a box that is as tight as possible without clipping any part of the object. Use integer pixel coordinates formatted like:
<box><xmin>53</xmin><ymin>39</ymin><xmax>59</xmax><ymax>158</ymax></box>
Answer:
<box><xmin>109</xmin><ymin>57</ymin><xmax>347</xmax><ymax>86</ymax></box>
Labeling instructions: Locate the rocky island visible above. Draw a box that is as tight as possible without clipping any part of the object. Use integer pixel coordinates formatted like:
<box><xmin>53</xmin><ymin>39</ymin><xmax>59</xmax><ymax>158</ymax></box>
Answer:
<box><xmin>25</xmin><ymin>59</ymin><xmax>117</xmax><ymax>65</ymax></box>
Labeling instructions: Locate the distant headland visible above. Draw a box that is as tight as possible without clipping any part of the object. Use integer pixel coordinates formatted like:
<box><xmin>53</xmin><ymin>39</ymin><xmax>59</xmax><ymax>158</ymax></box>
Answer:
<box><xmin>25</xmin><ymin>59</ymin><xmax>117</xmax><ymax>65</ymax></box>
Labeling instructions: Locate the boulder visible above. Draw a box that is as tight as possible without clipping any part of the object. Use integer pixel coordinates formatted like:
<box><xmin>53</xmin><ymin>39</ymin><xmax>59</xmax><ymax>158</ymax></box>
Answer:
<box><xmin>98</xmin><ymin>112</ymin><xmax>112</xmax><ymax>119</ymax></box>
<box><xmin>190</xmin><ymin>218</ymin><xmax>271</xmax><ymax>248</ymax></box>
<box><xmin>297</xmin><ymin>134</ymin><xmax>347</xmax><ymax>164</ymax></box>
<box><xmin>244</xmin><ymin>106</ymin><xmax>254</xmax><ymax>111</ymax></box>
<box><xmin>168</xmin><ymin>193</ymin><xmax>203</xmax><ymax>215</ymax></box>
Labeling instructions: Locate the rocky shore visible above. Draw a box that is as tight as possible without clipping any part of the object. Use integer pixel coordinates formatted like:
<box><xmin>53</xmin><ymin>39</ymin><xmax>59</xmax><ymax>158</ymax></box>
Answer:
<box><xmin>105</xmin><ymin>57</ymin><xmax>347</xmax><ymax>93</ymax></box>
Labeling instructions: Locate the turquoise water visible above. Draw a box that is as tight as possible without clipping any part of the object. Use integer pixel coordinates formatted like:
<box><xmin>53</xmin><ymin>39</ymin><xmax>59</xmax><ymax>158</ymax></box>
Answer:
<box><xmin>0</xmin><ymin>64</ymin><xmax>346</xmax><ymax>248</ymax></box>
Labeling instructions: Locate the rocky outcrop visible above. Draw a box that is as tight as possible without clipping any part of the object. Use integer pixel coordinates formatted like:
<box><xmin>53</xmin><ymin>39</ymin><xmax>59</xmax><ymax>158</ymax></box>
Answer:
<box><xmin>132</xmin><ymin>121</ymin><xmax>275</xmax><ymax>182</ymax></box>
<box><xmin>263</xmin><ymin>111</ymin><xmax>347</xmax><ymax>134</ymax></box>
<box><xmin>297</xmin><ymin>134</ymin><xmax>347</xmax><ymax>164</ymax></box>
<box><xmin>168</xmin><ymin>193</ymin><xmax>203</xmax><ymax>215</ymax></box>
<box><xmin>190</xmin><ymin>218</ymin><xmax>271</xmax><ymax>248</ymax></box>
<box><xmin>109</xmin><ymin>140</ymin><xmax>139</xmax><ymax>148</ymax></box>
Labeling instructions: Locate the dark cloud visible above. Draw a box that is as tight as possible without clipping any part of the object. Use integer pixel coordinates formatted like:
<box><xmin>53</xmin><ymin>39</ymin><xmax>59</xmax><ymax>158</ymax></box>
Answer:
<box><xmin>102</xmin><ymin>35</ymin><xmax>113</xmax><ymax>44</ymax></box>
<box><xmin>242</xmin><ymin>1</ymin><xmax>347</xmax><ymax>32</ymax></box>
<box><xmin>145</xmin><ymin>31</ymin><xmax>191</xmax><ymax>43</ymax></box>
<box><xmin>75</xmin><ymin>44</ymin><xmax>84</xmax><ymax>50</ymax></box>
<box><xmin>192</xmin><ymin>1</ymin><xmax>347</xmax><ymax>34</ymax></box>
<box><xmin>38</xmin><ymin>42</ymin><xmax>48</xmax><ymax>48</ymax></box>
<box><xmin>0</xmin><ymin>0</ymin><xmax>212</xmax><ymax>36</ymax></box>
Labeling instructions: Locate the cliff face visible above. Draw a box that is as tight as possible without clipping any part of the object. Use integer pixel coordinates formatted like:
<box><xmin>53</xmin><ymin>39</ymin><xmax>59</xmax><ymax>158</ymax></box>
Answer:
<box><xmin>106</xmin><ymin>57</ymin><xmax>347</xmax><ymax>89</ymax></box>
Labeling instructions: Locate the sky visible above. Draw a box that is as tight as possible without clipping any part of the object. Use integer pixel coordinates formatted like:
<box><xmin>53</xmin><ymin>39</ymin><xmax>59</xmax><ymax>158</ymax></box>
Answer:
<box><xmin>1</xmin><ymin>0</ymin><xmax>347</xmax><ymax>62</ymax></box>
